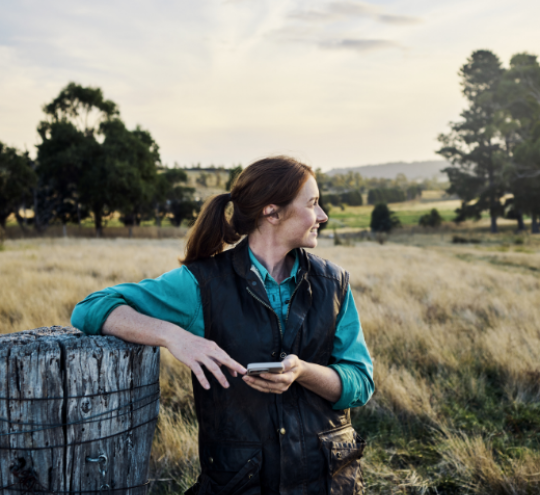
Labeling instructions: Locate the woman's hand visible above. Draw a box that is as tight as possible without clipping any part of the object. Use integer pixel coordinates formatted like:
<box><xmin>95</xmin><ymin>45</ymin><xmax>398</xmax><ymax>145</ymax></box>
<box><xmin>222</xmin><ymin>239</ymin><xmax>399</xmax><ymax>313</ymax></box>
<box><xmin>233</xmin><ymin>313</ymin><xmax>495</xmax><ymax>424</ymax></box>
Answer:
<box><xmin>242</xmin><ymin>354</ymin><xmax>343</xmax><ymax>402</ymax></box>
<box><xmin>165</xmin><ymin>328</ymin><xmax>247</xmax><ymax>390</ymax></box>
<box><xmin>102</xmin><ymin>305</ymin><xmax>246</xmax><ymax>391</ymax></box>
<box><xmin>242</xmin><ymin>354</ymin><xmax>302</xmax><ymax>394</ymax></box>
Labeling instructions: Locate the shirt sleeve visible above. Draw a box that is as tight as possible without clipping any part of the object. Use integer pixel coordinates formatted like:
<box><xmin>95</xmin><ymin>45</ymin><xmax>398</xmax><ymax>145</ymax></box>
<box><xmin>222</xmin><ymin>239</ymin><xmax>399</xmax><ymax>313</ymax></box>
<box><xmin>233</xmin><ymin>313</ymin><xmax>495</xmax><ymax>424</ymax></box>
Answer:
<box><xmin>70</xmin><ymin>266</ymin><xmax>205</xmax><ymax>338</ymax></box>
<box><xmin>328</xmin><ymin>284</ymin><xmax>375</xmax><ymax>410</ymax></box>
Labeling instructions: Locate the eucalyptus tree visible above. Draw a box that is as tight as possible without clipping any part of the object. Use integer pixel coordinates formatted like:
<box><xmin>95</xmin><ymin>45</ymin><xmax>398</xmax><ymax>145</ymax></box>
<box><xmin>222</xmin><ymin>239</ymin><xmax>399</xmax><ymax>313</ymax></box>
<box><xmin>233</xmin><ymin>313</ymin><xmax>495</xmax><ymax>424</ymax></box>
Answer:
<box><xmin>0</xmin><ymin>143</ymin><xmax>37</xmax><ymax>230</ymax></box>
<box><xmin>37</xmin><ymin>82</ymin><xmax>164</xmax><ymax>236</ymax></box>
<box><xmin>37</xmin><ymin>82</ymin><xmax>119</xmax><ymax>234</ymax></box>
<box><xmin>100</xmin><ymin>120</ymin><xmax>161</xmax><ymax>233</ymax></box>
<box><xmin>499</xmin><ymin>53</ymin><xmax>540</xmax><ymax>233</ymax></box>
<box><xmin>437</xmin><ymin>50</ymin><xmax>507</xmax><ymax>233</ymax></box>
<box><xmin>156</xmin><ymin>166</ymin><xmax>200</xmax><ymax>227</ymax></box>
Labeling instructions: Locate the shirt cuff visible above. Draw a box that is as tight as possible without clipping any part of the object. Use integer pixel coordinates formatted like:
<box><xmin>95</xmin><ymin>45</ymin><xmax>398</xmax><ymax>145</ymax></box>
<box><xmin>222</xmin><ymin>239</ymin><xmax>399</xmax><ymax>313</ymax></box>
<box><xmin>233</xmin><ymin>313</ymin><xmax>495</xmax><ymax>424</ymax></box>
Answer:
<box><xmin>71</xmin><ymin>297</ymin><xmax>130</xmax><ymax>336</ymax></box>
<box><xmin>329</xmin><ymin>363</ymin><xmax>372</xmax><ymax>410</ymax></box>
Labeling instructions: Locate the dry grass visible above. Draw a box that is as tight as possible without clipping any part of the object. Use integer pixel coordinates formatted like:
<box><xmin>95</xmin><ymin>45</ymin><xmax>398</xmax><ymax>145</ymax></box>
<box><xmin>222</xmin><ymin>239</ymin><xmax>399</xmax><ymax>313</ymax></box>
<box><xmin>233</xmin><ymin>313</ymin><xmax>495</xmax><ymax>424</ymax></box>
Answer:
<box><xmin>1</xmin><ymin>236</ymin><xmax>540</xmax><ymax>494</ymax></box>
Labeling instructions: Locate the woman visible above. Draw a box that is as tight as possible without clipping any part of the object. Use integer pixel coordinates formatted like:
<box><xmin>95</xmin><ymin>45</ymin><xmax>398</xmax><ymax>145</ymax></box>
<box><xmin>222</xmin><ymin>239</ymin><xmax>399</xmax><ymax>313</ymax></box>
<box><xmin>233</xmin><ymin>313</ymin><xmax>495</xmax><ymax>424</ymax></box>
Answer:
<box><xmin>72</xmin><ymin>156</ymin><xmax>374</xmax><ymax>495</ymax></box>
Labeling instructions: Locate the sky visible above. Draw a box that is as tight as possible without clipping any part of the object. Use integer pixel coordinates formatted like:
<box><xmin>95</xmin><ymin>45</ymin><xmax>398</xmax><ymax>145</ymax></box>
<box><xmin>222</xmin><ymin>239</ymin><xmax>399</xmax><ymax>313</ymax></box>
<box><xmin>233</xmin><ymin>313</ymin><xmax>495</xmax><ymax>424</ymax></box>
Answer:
<box><xmin>1</xmin><ymin>0</ymin><xmax>539</xmax><ymax>171</ymax></box>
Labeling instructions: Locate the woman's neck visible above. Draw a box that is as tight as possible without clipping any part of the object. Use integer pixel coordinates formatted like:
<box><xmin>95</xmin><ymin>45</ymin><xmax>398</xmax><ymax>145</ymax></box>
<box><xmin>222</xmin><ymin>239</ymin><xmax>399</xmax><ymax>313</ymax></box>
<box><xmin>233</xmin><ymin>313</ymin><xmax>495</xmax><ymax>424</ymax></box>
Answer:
<box><xmin>248</xmin><ymin>233</ymin><xmax>294</xmax><ymax>285</ymax></box>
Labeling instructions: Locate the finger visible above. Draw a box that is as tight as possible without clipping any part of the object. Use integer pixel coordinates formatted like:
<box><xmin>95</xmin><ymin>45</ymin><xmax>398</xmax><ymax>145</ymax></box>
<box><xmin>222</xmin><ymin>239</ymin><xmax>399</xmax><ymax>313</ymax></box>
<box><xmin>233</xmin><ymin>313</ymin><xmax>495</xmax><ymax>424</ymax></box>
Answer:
<box><xmin>260</xmin><ymin>372</ymin><xmax>294</xmax><ymax>384</ymax></box>
<box><xmin>281</xmin><ymin>355</ymin><xmax>297</xmax><ymax>372</ymax></box>
<box><xmin>202</xmin><ymin>357</ymin><xmax>230</xmax><ymax>388</ymax></box>
<box><xmin>227</xmin><ymin>369</ymin><xmax>238</xmax><ymax>378</ymax></box>
<box><xmin>243</xmin><ymin>376</ymin><xmax>275</xmax><ymax>394</ymax></box>
<box><xmin>191</xmin><ymin>362</ymin><xmax>210</xmax><ymax>390</ymax></box>
<box><xmin>211</xmin><ymin>349</ymin><xmax>247</xmax><ymax>375</ymax></box>
<box><xmin>243</xmin><ymin>376</ymin><xmax>284</xmax><ymax>394</ymax></box>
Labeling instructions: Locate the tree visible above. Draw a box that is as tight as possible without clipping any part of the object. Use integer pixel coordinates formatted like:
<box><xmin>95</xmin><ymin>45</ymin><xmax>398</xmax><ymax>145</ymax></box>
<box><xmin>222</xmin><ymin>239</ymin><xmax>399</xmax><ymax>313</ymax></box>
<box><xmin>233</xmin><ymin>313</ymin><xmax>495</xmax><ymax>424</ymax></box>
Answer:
<box><xmin>437</xmin><ymin>50</ymin><xmax>507</xmax><ymax>233</ymax></box>
<box><xmin>370</xmin><ymin>203</ymin><xmax>401</xmax><ymax>233</ymax></box>
<box><xmin>367</xmin><ymin>187</ymin><xmax>406</xmax><ymax>205</ymax></box>
<box><xmin>500</xmin><ymin>53</ymin><xmax>540</xmax><ymax>233</ymax></box>
<box><xmin>155</xmin><ymin>166</ymin><xmax>200</xmax><ymax>227</ymax></box>
<box><xmin>419</xmin><ymin>208</ymin><xmax>443</xmax><ymax>228</ymax></box>
<box><xmin>226</xmin><ymin>165</ymin><xmax>243</xmax><ymax>191</ymax></box>
<box><xmin>510</xmin><ymin>126</ymin><xmax>540</xmax><ymax>232</ymax></box>
<box><xmin>37</xmin><ymin>82</ymin><xmax>119</xmax><ymax>235</ymax></box>
<box><xmin>37</xmin><ymin>82</ymin><xmax>163</xmax><ymax>236</ymax></box>
<box><xmin>0</xmin><ymin>143</ymin><xmax>37</xmax><ymax>230</ymax></box>
<box><xmin>100</xmin><ymin>121</ymin><xmax>161</xmax><ymax>231</ymax></box>
<box><xmin>36</xmin><ymin>120</ymin><xmax>91</xmax><ymax>233</ymax></box>
<box><xmin>340</xmin><ymin>189</ymin><xmax>363</xmax><ymax>206</ymax></box>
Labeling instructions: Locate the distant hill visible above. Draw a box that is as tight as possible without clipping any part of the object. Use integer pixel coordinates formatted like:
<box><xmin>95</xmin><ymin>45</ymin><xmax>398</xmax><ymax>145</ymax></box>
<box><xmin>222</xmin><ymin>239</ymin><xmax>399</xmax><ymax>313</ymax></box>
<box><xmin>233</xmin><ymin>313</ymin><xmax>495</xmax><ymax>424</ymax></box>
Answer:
<box><xmin>326</xmin><ymin>160</ymin><xmax>450</xmax><ymax>181</ymax></box>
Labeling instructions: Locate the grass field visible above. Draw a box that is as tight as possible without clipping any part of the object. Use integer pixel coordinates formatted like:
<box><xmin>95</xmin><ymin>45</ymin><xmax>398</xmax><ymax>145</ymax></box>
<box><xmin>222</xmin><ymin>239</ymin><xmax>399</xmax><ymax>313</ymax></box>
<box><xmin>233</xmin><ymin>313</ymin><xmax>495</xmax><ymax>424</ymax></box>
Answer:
<box><xmin>1</xmin><ymin>234</ymin><xmax>540</xmax><ymax>494</ymax></box>
<box><xmin>325</xmin><ymin>197</ymin><xmax>487</xmax><ymax>230</ymax></box>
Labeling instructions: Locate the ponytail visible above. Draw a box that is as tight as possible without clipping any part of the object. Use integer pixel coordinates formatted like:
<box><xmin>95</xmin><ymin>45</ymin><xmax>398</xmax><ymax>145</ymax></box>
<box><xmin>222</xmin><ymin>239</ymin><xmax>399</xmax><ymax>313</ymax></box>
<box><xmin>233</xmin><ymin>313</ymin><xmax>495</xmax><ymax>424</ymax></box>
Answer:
<box><xmin>182</xmin><ymin>156</ymin><xmax>314</xmax><ymax>265</ymax></box>
<box><xmin>183</xmin><ymin>193</ymin><xmax>240</xmax><ymax>264</ymax></box>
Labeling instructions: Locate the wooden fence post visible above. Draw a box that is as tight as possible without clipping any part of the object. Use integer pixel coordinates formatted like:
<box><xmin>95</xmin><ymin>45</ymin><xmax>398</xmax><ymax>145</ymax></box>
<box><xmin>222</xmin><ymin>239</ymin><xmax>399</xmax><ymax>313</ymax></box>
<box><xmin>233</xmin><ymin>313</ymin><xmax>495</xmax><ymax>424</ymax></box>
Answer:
<box><xmin>0</xmin><ymin>326</ymin><xmax>160</xmax><ymax>494</ymax></box>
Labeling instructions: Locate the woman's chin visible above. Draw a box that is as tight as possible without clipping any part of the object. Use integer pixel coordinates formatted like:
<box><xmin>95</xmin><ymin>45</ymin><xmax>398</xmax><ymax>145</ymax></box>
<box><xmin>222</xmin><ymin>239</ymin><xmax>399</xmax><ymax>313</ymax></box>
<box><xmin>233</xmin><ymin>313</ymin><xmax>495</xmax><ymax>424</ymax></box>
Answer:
<box><xmin>303</xmin><ymin>233</ymin><xmax>318</xmax><ymax>248</ymax></box>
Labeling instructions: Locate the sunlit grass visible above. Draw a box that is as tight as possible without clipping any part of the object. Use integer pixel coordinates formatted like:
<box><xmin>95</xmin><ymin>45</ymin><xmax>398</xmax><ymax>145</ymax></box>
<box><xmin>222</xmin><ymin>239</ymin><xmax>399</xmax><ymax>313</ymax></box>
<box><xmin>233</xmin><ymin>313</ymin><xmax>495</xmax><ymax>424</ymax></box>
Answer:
<box><xmin>1</xmin><ymin>236</ymin><xmax>540</xmax><ymax>494</ymax></box>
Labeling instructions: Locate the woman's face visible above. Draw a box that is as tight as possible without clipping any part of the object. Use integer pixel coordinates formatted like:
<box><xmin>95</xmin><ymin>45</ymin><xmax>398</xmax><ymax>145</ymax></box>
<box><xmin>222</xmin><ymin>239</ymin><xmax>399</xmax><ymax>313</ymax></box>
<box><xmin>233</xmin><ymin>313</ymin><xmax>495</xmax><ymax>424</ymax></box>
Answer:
<box><xmin>280</xmin><ymin>175</ymin><xmax>328</xmax><ymax>249</ymax></box>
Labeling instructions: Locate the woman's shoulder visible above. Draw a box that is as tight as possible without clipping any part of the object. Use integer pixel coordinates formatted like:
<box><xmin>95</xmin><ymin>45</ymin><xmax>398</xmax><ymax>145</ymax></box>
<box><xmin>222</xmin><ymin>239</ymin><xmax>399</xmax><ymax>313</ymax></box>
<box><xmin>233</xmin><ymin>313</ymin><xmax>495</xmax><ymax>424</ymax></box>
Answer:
<box><xmin>184</xmin><ymin>248</ymin><xmax>237</xmax><ymax>285</ymax></box>
<box><xmin>303</xmin><ymin>250</ymin><xmax>349</xmax><ymax>283</ymax></box>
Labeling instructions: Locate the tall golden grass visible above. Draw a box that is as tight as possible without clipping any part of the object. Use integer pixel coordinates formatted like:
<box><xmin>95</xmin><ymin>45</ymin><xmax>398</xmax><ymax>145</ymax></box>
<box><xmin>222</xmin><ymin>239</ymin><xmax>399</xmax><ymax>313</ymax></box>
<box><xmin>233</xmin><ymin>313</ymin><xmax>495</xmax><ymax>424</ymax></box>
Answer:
<box><xmin>1</xmin><ymin>237</ymin><xmax>539</xmax><ymax>493</ymax></box>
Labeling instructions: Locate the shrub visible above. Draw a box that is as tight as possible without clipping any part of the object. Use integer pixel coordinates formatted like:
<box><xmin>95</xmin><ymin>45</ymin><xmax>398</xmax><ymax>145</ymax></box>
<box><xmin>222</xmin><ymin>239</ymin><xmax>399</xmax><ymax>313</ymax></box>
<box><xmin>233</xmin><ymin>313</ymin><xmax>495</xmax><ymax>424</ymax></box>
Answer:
<box><xmin>370</xmin><ymin>203</ymin><xmax>401</xmax><ymax>233</ymax></box>
<box><xmin>419</xmin><ymin>208</ymin><xmax>443</xmax><ymax>228</ymax></box>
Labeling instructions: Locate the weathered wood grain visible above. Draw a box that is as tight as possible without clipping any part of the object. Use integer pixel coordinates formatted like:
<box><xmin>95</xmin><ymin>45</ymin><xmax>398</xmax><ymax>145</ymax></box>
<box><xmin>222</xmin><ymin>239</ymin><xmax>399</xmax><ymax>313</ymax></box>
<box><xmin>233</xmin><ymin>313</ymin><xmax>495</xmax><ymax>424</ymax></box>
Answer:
<box><xmin>0</xmin><ymin>327</ymin><xmax>160</xmax><ymax>494</ymax></box>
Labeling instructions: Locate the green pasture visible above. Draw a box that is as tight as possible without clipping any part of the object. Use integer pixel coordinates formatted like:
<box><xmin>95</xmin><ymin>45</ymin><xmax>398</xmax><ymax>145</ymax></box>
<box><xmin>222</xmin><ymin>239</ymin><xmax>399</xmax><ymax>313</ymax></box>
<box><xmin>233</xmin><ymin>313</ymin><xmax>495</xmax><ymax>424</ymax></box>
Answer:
<box><xmin>326</xmin><ymin>200</ymin><xmax>460</xmax><ymax>229</ymax></box>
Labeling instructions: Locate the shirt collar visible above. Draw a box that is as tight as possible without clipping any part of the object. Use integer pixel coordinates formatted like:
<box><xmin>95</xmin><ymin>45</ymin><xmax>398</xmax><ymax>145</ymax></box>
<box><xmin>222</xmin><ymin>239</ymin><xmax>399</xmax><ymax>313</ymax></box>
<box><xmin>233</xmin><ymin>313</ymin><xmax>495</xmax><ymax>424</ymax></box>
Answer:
<box><xmin>248</xmin><ymin>247</ymin><xmax>299</xmax><ymax>284</ymax></box>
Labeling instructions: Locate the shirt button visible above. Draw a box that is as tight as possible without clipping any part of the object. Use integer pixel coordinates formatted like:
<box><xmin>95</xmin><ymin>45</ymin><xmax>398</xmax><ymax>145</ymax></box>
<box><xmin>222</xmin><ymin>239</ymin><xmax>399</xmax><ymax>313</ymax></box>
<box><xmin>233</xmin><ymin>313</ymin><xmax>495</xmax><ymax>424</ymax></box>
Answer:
<box><xmin>209</xmin><ymin>457</ymin><xmax>214</xmax><ymax>464</ymax></box>
<box><xmin>251</xmin><ymin>281</ymin><xmax>257</xmax><ymax>286</ymax></box>
<box><xmin>280</xmin><ymin>428</ymin><xmax>286</xmax><ymax>435</ymax></box>
<box><xmin>280</xmin><ymin>352</ymin><xmax>287</xmax><ymax>359</ymax></box>
<box><xmin>271</xmin><ymin>352</ymin><xmax>277</xmax><ymax>357</ymax></box>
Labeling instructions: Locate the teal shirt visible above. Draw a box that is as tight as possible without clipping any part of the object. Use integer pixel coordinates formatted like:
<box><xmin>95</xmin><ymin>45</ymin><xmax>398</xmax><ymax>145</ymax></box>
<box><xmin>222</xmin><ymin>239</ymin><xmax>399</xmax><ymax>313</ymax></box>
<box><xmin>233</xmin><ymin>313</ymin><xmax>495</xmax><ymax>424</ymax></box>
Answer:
<box><xmin>71</xmin><ymin>250</ymin><xmax>374</xmax><ymax>410</ymax></box>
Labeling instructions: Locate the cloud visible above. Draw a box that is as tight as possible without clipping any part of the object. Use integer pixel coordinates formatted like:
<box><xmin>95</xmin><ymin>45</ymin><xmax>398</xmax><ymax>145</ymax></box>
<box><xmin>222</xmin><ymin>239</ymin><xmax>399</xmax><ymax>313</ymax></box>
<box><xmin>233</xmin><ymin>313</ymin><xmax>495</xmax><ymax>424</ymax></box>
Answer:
<box><xmin>377</xmin><ymin>14</ymin><xmax>422</xmax><ymax>25</ymax></box>
<box><xmin>319</xmin><ymin>38</ymin><xmax>401</xmax><ymax>52</ymax></box>
<box><xmin>287</xmin><ymin>1</ymin><xmax>421</xmax><ymax>26</ymax></box>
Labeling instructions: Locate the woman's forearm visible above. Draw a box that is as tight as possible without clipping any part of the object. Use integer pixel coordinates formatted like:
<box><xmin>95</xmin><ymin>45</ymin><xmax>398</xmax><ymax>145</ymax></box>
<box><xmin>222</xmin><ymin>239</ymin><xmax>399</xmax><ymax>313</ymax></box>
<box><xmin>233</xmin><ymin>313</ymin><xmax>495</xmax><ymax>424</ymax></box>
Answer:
<box><xmin>102</xmin><ymin>305</ymin><xmax>246</xmax><ymax>390</ymax></box>
<box><xmin>297</xmin><ymin>361</ymin><xmax>342</xmax><ymax>403</ymax></box>
<box><xmin>102</xmin><ymin>305</ymin><xmax>178</xmax><ymax>347</ymax></box>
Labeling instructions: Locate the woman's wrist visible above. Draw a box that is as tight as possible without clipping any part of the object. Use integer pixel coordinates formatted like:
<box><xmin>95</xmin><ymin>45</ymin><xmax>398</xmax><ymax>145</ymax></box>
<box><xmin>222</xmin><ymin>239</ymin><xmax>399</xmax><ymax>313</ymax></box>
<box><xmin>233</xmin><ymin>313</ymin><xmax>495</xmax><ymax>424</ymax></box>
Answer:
<box><xmin>154</xmin><ymin>321</ymin><xmax>184</xmax><ymax>349</ymax></box>
<box><xmin>295</xmin><ymin>358</ymin><xmax>308</xmax><ymax>383</ymax></box>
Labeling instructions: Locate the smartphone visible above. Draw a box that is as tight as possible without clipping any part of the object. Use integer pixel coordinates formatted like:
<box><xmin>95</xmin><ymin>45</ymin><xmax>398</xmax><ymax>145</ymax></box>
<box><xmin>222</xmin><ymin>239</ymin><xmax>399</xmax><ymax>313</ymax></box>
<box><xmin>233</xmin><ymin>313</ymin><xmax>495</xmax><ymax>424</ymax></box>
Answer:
<box><xmin>247</xmin><ymin>362</ymin><xmax>285</xmax><ymax>376</ymax></box>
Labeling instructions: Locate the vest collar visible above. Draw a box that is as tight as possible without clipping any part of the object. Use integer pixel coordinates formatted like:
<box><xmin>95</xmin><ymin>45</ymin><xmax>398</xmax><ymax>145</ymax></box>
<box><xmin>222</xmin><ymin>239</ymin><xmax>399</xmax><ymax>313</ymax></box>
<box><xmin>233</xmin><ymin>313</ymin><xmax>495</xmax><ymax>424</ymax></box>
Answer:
<box><xmin>232</xmin><ymin>237</ymin><xmax>310</xmax><ymax>282</ymax></box>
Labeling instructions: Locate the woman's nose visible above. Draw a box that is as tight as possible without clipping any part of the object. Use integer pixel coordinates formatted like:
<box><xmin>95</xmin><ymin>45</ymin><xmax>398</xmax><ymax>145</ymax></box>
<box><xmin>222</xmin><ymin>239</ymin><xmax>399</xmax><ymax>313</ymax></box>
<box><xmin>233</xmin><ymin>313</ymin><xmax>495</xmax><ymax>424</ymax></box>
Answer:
<box><xmin>317</xmin><ymin>206</ymin><xmax>328</xmax><ymax>223</ymax></box>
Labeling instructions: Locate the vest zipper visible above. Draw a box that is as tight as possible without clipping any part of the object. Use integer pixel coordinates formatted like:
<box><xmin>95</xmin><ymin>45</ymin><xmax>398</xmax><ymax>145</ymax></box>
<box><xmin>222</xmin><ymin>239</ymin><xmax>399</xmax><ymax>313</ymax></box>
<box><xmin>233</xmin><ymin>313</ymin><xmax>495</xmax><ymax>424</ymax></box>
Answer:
<box><xmin>246</xmin><ymin>286</ymin><xmax>284</xmax><ymax>339</ymax></box>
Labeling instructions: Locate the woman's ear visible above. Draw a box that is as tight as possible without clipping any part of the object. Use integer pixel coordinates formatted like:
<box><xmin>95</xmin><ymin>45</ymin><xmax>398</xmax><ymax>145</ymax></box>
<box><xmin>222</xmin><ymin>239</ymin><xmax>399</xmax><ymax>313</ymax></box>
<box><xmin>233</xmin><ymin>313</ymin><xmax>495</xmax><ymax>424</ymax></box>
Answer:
<box><xmin>262</xmin><ymin>204</ymin><xmax>281</xmax><ymax>225</ymax></box>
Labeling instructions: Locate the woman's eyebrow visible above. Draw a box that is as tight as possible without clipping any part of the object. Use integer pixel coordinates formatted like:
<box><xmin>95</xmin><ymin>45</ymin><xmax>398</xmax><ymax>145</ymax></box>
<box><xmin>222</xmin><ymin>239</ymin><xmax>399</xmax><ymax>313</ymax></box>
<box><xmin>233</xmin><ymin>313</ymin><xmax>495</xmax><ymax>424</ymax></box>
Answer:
<box><xmin>308</xmin><ymin>196</ymin><xmax>318</xmax><ymax>203</ymax></box>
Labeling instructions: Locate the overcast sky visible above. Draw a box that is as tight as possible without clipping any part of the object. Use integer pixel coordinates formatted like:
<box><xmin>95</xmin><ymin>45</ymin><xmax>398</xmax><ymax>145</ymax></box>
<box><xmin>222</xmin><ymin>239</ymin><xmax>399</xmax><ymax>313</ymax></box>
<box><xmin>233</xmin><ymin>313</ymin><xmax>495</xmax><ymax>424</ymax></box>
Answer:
<box><xmin>1</xmin><ymin>0</ymin><xmax>539</xmax><ymax>171</ymax></box>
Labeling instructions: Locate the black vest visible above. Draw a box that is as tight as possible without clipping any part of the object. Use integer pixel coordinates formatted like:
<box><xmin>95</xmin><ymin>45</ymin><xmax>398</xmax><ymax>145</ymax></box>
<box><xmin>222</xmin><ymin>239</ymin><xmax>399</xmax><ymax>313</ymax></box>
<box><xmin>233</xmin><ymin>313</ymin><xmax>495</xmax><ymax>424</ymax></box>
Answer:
<box><xmin>187</xmin><ymin>239</ymin><xmax>365</xmax><ymax>495</ymax></box>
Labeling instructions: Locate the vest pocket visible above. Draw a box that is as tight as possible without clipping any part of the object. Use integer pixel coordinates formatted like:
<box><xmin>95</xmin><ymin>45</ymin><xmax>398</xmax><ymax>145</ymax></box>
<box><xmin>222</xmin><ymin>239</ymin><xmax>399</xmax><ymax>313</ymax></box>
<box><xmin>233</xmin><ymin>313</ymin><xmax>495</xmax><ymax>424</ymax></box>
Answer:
<box><xmin>198</xmin><ymin>444</ymin><xmax>263</xmax><ymax>495</ymax></box>
<box><xmin>318</xmin><ymin>425</ymin><xmax>366</xmax><ymax>495</ymax></box>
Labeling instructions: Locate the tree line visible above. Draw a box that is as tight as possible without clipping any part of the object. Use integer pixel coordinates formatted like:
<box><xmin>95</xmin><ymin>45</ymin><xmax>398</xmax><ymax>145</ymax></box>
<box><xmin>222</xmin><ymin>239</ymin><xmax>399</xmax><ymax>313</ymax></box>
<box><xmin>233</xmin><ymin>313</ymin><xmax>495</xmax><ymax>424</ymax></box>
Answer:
<box><xmin>0</xmin><ymin>83</ymin><xmax>201</xmax><ymax>236</ymax></box>
<box><xmin>3</xmin><ymin>50</ymin><xmax>540</xmax><ymax>237</ymax></box>
<box><xmin>438</xmin><ymin>49</ymin><xmax>540</xmax><ymax>233</ymax></box>
<box><xmin>316</xmin><ymin>170</ymin><xmax>427</xmax><ymax>209</ymax></box>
